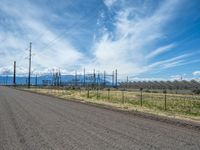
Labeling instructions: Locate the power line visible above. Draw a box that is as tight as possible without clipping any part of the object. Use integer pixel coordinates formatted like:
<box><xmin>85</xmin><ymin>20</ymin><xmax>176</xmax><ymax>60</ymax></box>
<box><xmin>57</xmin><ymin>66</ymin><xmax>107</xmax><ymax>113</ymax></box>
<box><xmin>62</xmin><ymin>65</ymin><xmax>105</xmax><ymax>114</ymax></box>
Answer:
<box><xmin>13</xmin><ymin>5</ymin><xmax>102</xmax><ymax>79</ymax></box>
<box><xmin>36</xmin><ymin>5</ymin><xmax>102</xmax><ymax>54</ymax></box>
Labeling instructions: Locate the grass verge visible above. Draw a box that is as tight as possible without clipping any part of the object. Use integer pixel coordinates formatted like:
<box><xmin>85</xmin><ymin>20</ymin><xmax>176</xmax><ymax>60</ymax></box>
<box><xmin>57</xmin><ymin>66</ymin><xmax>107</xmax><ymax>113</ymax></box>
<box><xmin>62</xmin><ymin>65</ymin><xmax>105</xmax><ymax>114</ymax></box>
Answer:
<box><xmin>20</xmin><ymin>87</ymin><xmax>200</xmax><ymax>122</ymax></box>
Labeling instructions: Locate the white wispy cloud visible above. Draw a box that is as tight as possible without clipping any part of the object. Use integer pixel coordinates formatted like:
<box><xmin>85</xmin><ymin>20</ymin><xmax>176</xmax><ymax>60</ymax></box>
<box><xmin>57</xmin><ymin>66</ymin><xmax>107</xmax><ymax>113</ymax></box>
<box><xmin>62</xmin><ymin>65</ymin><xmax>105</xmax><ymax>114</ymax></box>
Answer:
<box><xmin>0</xmin><ymin>0</ymin><xmax>84</xmax><ymax>75</ymax></box>
<box><xmin>170</xmin><ymin>74</ymin><xmax>183</xmax><ymax>81</ymax></box>
<box><xmin>193</xmin><ymin>71</ymin><xmax>200</xmax><ymax>76</ymax></box>
<box><xmin>103</xmin><ymin>0</ymin><xmax>117</xmax><ymax>8</ymax></box>
<box><xmin>90</xmin><ymin>0</ymin><xmax>185</xmax><ymax>76</ymax></box>
<box><xmin>147</xmin><ymin>54</ymin><xmax>191</xmax><ymax>69</ymax></box>
<box><xmin>146</xmin><ymin>44</ymin><xmax>175</xmax><ymax>59</ymax></box>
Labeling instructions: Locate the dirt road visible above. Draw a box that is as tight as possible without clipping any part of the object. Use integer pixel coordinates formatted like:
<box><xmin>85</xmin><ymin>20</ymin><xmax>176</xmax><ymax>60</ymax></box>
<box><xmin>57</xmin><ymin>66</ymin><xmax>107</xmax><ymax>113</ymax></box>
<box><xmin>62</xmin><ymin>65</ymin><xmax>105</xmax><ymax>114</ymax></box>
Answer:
<box><xmin>0</xmin><ymin>86</ymin><xmax>200</xmax><ymax>150</ymax></box>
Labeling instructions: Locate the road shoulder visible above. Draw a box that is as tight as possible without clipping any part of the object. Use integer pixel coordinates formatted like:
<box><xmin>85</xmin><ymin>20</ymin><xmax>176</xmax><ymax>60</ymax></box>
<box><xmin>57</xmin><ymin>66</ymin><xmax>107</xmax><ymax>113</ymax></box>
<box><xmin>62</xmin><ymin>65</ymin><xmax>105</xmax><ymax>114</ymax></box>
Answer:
<box><xmin>15</xmin><ymin>87</ymin><xmax>200</xmax><ymax>132</ymax></box>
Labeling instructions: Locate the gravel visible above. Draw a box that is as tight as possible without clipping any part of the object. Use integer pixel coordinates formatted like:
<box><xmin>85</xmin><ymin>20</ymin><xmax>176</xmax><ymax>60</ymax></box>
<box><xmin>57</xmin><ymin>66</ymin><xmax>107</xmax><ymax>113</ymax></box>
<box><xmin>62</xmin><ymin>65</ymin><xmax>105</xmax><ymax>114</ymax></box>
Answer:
<box><xmin>0</xmin><ymin>86</ymin><xmax>200</xmax><ymax>150</ymax></box>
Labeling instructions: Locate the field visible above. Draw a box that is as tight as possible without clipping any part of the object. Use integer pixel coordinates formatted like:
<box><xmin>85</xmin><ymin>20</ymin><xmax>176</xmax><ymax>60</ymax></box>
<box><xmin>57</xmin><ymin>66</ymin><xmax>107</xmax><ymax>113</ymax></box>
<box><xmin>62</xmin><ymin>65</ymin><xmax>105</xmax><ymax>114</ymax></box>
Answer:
<box><xmin>21</xmin><ymin>86</ymin><xmax>200</xmax><ymax>121</ymax></box>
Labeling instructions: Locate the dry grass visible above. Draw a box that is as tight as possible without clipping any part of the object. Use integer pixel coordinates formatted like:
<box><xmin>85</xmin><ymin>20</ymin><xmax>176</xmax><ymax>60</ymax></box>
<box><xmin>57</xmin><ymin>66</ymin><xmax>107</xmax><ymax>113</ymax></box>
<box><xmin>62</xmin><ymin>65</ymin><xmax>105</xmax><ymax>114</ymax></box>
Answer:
<box><xmin>20</xmin><ymin>87</ymin><xmax>200</xmax><ymax>121</ymax></box>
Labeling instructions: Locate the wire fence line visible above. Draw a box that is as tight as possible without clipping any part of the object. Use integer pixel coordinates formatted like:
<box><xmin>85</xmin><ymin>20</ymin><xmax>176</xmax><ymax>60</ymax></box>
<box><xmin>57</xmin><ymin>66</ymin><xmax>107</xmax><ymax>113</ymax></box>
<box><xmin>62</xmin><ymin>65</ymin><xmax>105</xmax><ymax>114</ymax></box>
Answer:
<box><xmin>24</xmin><ymin>86</ymin><xmax>200</xmax><ymax>116</ymax></box>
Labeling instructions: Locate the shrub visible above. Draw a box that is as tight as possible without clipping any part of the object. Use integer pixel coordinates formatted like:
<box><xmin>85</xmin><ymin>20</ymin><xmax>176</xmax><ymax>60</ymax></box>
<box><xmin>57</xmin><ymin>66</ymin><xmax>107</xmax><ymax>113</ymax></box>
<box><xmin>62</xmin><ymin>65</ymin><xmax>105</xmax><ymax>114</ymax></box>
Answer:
<box><xmin>193</xmin><ymin>89</ymin><xmax>200</xmax><ymax>95</ymax></box>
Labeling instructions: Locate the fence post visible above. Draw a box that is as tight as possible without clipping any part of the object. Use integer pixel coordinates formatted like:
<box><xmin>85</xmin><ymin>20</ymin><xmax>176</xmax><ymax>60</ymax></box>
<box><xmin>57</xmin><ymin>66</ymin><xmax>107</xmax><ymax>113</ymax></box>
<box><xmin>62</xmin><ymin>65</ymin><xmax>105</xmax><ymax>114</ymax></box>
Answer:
<box><xmin>96</xmin><ymin>88</ymin><xmax>99</xmax><ymax>99</ymax></box>
<box><xmin>107</xmin><ymin>88</ymin><xmax>110</xmax><ymax>100</ymax></box>
<box><xmin>163</xmin><ymin>89</ymin><xmax>167</xmax><ymax>111</ymax></box>
<box><xmin>140</xmin><ymin>88</ymin><xmax>143</xmax><ymax>106</ymax></box>
<box><xmin>122</xmin><ymin>89</ymin><xmax>125</xmax><ymax>104</ymax></box>
<box><xmin>79</xmin><ymin>87</ymin><xmax>81</xmax><ymax>95</ymax></box>
<box><xmin>87</xmin><ymin>88</ymin><xmax>90</xmax><ymax>98</ymax></box>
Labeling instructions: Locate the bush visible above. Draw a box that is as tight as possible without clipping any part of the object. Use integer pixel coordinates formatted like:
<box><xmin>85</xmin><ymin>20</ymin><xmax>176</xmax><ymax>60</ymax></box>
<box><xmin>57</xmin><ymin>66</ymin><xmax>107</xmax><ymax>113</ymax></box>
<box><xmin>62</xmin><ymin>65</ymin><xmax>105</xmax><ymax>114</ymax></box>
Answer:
<box><xmin>144</xmin><ymin>89</ymin><xmax>151</xmax><ymax>93</ymax></box>
<box><xmin>193</xmin><ymin>89</ymin><xmax>200</xmax><ymax>95</ymax></box>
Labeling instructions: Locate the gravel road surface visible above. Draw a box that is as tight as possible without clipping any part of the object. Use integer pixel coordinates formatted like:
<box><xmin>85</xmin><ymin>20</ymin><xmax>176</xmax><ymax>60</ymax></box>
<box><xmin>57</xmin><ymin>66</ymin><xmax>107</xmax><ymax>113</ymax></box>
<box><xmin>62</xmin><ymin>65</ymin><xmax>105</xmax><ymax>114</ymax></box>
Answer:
<box><xmin>0</xmin><ymin>86</ymin><xmax>200</xmax><ymax>150</ymax></box>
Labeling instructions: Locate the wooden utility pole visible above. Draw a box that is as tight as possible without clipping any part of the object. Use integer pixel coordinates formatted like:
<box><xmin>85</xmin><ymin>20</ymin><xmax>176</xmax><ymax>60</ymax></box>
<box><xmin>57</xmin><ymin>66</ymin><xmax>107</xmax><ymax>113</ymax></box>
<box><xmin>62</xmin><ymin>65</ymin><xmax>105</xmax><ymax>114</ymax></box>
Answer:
<box><xmin>13</xmin><ymin>61</ymin><xmax>16</xmax><ymax>86</ymax></box>
<box><xmin>112</xmin><ymin>71</ymin><xmax>114</xmax><ymax>87</ymax></box>
<box><xmin>28</xmin><ymin>42</ymin><xmax>32</xmax><ymax>88</ymax></box>
<box><xmin>93</xmin><ymin>69</ymin><xmax>96</xmax><ymax>87</ymax></box>
<box><xmin>103</xmin><ymin>71</ymin><xmax>106</xmax><ymax>87</ymax></box>
<box><xmin>115</xmin><ymin>69</ymin><xmax>117</xmax><ymax>87</ymax></box>
<box><xmin>83</xmin><ymin>68</ymin><xmax>85</xmax><ymax>87</ymax></box>
<box><xmin>35</xmin><ymin>74</ymin><xmax>38</xmax><ymax>86</ymax></box>
<box><xmin>126</xmin><ymin>76</ymin><xmax>129</xmax><ymax>89</ymax></box>
<box><xmin>75</xmin><ymin>70</ymin><xmax>77</xmax><ymax>86</ymax></box>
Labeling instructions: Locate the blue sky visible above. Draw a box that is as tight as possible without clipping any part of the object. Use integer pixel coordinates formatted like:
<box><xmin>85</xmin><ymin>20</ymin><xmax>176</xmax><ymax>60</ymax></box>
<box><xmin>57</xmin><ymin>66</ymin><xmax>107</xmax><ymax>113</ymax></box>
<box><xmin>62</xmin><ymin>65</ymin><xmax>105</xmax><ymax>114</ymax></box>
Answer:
<box><xmin>0</xmin><ymin>0</ymin><xmax>200</xmax><ymax>81</ymax></box>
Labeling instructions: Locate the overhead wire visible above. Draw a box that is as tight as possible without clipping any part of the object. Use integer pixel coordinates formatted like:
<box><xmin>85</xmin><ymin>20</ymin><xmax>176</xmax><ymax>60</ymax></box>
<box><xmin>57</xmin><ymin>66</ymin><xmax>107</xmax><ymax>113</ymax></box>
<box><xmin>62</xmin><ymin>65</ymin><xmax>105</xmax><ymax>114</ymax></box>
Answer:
<box><xmin>36</xmin><ymin>4</ymin><xmax>103</xmax><ymax>55</ymax></box>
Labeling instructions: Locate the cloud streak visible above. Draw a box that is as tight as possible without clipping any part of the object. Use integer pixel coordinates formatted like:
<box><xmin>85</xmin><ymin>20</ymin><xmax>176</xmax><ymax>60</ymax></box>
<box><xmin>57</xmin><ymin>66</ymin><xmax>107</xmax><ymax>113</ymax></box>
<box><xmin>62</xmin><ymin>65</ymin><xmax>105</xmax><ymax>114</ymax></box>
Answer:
<box><xmin>146</xmin><ymin>44</ymin><xmax>175</xmax><ymax>59</ymax></box>
<box><xmin>90</xmin><ymin>0</ymin><xmax>187</xmax><ymax>76</ymax></box>
<box><xmin>0</xmin><ymin>0</ymin><xmax>84</xmax><ymax>74</ymax></box>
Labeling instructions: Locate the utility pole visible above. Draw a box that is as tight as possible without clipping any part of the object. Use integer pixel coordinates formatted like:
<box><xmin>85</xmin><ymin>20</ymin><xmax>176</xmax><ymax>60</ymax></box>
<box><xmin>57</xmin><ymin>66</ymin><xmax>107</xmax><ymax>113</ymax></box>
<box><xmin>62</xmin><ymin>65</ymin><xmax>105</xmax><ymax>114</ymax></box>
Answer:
<box><xmin>93</xmin><ymin>69</ymin><xmax>96</xmax><ymax>87</ymax></box>
<box><xmin>28</xmin><ymin>42</ymin><xmax>32</xmax><ymax>88</ymax></box>
<box><xmin>35</xmin><ymin>74</ymin><xmax>38</xmax><ymax>86</ymax></box>
<box><xmin>115</xmin><ymin>69</ymin><xmax>118</xmax><ymax>87</ymax></box>
<box><xmin>104</xmin><ymin>71</ymin><xmax>106</xmax><ymax>87</ymax></box>
<box><xmin>97</xmin><ymin>72</ymin><xmax>100</xmax><ymax>86</ymax></box>
<box><xmin>83</xmin><ymin>68</ymin><xmax>85</xmax><ymax>87</ymax></box>
<box><xmin>75</xmin><ymin>70</ymin><xmax>77</xmax><ymax>86</ymax></box>
<box><xmin>13</xmin><ymin>61</ymin><xmax>16</xmax><ymax>86</ymax></box>
<box><xmin>59</xmin><ymin>69</ymin><xmax>61</xmax><ymax>86</ymax></box>
<box><xmin>126</xmin><ymin>76</ymin><xmax>129</xmax><ymax>89</ymax></box>
<box><xmin>112</xmin><ymin>71</ymin><xmax>114</xmax><ymax>87</ymax></box>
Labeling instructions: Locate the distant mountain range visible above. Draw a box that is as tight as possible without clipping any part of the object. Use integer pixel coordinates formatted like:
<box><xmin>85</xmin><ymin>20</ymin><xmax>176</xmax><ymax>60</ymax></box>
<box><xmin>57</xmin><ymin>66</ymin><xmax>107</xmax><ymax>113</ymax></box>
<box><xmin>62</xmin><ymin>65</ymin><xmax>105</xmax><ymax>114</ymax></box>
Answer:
<box><xmin>0</xmin><ymin>75</ymin><xmax>74</xmax><ymax>85</ymax></box>
<box><xmin>0</xmin><ymin>75</ymin><xmax>110</xmax><ymax>86</ymax></box>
